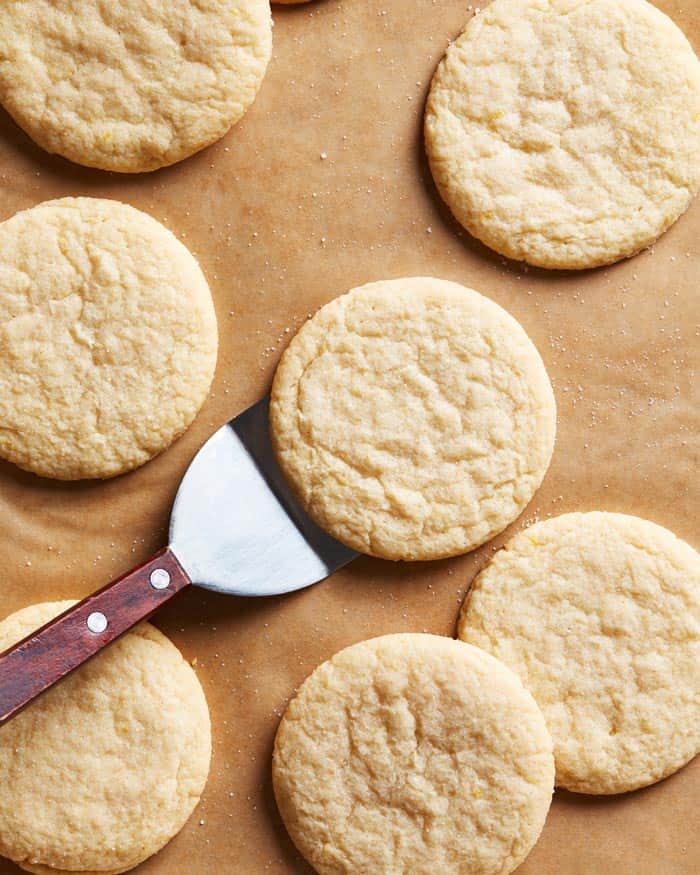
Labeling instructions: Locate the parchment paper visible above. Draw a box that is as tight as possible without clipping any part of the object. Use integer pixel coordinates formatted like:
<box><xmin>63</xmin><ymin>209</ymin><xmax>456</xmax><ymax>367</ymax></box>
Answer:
<box><xmin>0</xmin><ymin>1</ymin><xmax>697</xmax><ymax>872</ymax></box>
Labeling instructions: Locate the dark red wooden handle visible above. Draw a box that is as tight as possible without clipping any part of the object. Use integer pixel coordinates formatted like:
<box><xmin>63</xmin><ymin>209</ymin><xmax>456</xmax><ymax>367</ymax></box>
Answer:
<box><xmin>0</xmin><ymin>546</ymin><xmax>191</xmax><ymax>726</ymax></box>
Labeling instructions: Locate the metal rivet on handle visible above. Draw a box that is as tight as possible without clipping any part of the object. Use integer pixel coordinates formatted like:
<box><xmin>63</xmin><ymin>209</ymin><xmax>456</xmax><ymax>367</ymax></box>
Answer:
<box><xmin>150</xmin><ymin>568</ymin><xmax>171</xmax><ymax>590</ymax></box>
<box><xmin>87</xmin><ymin>612</ymin><xmax>108</xmax><ymax>634</ymax></box>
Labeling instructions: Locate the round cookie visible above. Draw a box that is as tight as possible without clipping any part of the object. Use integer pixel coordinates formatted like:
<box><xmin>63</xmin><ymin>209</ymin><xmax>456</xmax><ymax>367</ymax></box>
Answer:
<box><xmin>20</xmin><ymin>863</ymin><xmax>123</xmax><ymax>875</ymax></box>
<box><xmin>0</xmin><ymin>601</ymin><xmax>211</xmax><ymax>874</ymax></box>
<box><xmin>273</xmin><ymin>633</ymin><xmax>554</xmax><ymax>875</ymax></box>
<box><xmin>270</xmin><ymin>277</ymin><xmax>556</xmax><ymax>561</ymax></box>
<box><xmin>0</xmin><ymin>0</ymin><xmax>272</xmax><ymax>172</ymax></box>
<box><xmin>425</xmin><ymin>0</ymin><xmax>700</xmax><ymax>269</ymax></box>
<box><xmin>0</xmin><ymin>197</ymin><xmax>218</xmax><ymax>480</ymax></box>
<box><xmin>20</xmin><ymin>864</ymin><xmax>123</xmax><ymax>875</ymax></box>
<box><xmin>458</xmin><ymin>512</ymin><xmax>700</xmax><ymax>794</ymax></box>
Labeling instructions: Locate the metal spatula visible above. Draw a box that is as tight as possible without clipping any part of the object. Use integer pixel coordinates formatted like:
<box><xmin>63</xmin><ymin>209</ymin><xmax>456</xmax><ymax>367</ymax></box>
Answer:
<box><xmin>0</xmin><ymin>398</ymin><xmax>358</xmax><ymax>725</ymax></box>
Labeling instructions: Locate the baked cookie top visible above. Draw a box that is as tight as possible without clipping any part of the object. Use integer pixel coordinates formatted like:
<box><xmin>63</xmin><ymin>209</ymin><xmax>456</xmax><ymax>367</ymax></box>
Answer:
<box><xmin>0</xmin><ymin>0</ymin><xmax>272</xmax><ymax>172</ymax></box>
<box><xmin>425</xmin><ymin>0</ymin><xmax>700</xmax><ymax>269</ymax></box>
<box><xmin>0</xmin><ymin>601</ymin><xmax>211</xmax><ymax>873</ymax></box>
<box><xmin>270</xmin><ymin>277</ymin><xmax>556</xmax><ymax>560</ymax></box>
<box><xmin>459</xmin><ymin>512</ymin><xmax>700</xmax><ymax>794</ymax></box>
<box><xmin>273</xmin><ymin>633</ymin><xmax>554</xmax><ymax>875</ymax></box>
<box><xmin>20</xmin><ymin>863</ymin><xmax>125</xmax><ymax>875</ymax></box>
<box><xmin>0</xmin><ymin>197</ymin><xmax>218</xmax><ymax>480</ymax></box>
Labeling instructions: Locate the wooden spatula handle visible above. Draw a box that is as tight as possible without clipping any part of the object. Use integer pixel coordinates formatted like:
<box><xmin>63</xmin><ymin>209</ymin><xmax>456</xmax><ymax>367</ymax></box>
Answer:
<box><xmin>0</xmin><ymin>546</ymin><xmax>191</xmax><ymax>726</ymax></box>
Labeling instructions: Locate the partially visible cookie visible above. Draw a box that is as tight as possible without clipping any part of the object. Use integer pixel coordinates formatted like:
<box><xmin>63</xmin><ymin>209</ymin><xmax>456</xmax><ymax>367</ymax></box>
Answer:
<box><xmin>459</xmin><ymin>512</ymin><xmax>700</xmax><ymax>794</ymax></box>
<box><xmin>0</xmin><ymin>601</ymin><xmax>211</xmax><ymax>874</ymax></box>
<box><xmin>20</xmin><ymin>864</ymin><xmax>123</xmax><ymax>875</ymax></box>
<box><xmin>0</xmin><ymin>197</ymin><xmax>218</xmax><ymax>480</ymax></box>
<box><xmin>425</xmin><ymin>0</ymin><xmax>700</xmax><ymax>269</ymax></box>
<box><xmin>273</xmin><ymin>633</ymin><xmax>554</xmax><ymax>875</ymax></box>
<box><xmin>0</xmin><ymin>0</ymin><xmax>272</xmax><ymax>172</ymax></box>
<box><xmin>270</xmin><ymin>277</ymin><xmax>556</xmax><ymax>560</ymax></box>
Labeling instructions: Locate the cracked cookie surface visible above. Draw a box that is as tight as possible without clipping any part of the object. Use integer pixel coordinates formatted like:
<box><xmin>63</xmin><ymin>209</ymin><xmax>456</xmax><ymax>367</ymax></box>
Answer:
<box><xmin>425</xmin><ymin>0</ymin><xmax>700</xmax><ymax>269</ymax></box>
<box><xmin>0</xmin><ymin>0</ymin><xmax>272</xmax><ymax>172</ymax></box>
<box><xmin>0</xmin><ymin>601</ymin><xmax>211</xmax><ymax>874</ymax></box>
<box><xmin>458</xmin><ymin>512</ymin><xmax>700</xmax><ymax>794</ymax></box>
<box><xmin>269</xmin><ymin>277</ymin><xmax>556</xmax><ymax>560</ymax></box>
<box><xmin>273</xmin><ymin>633</ymin><xmax>554</xmax><ymax>875</ymax></box>
<box><xmin>0</xmin><ymin>197</ymin><xmax>218</xmax><ymax>480</ymax></box>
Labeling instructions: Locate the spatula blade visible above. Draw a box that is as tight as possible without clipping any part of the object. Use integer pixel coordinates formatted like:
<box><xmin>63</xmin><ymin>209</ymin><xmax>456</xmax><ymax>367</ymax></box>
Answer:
<box><xmin>169</xmin><ymin>397</ymin><xmax>357</xmax><ymax>596</ymax></box>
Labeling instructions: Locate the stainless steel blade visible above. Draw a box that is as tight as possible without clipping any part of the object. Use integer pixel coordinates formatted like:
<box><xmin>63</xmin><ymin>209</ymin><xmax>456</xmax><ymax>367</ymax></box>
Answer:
<box><xmin>169</xmin><ymin>397</ymin><xmax>358</xmax><ymax>596</ymax></box>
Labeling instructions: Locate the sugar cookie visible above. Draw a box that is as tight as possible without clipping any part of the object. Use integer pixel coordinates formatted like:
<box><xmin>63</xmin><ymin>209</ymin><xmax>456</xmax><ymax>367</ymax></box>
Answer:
<box><xmin>459</xmin><ymin>512</ymin><xmax>700</xmax><ymax>794</ymax></box>
<box><xmin>0</xmin><ymin>197</ymin><xmax>218</xmax><ymax>480</ymax></box>
<box><xmin>0</xmin><ymin>0</ymin><xmax>272</xmax><ymax>172</ymax></box>
<box><xmin>273</xmin><ymin>633</ymin><xmax>554</xmax><ymax>875</ymax></box>
<box><xmin>0</xmin><ymin>602</ymin><xmax>211</xmax><ymax>874</ymax></box>
<box><xmin>425</xmin><ymin>0</ymin><xmax>700</xmax><ymax>269</ymax></box>
<box><xmin>270</xmin><ymin>277</ymin><xmax>556</xmax><ymax>560</ymax></box>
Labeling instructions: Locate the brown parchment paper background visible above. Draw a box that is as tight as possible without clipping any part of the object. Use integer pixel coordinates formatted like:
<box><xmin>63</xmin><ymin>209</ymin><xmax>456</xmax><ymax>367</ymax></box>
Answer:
<box><xmin>0</xmin><ymin>0</ymin><xmax>698</xmax><ymax>872</ymax></box>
